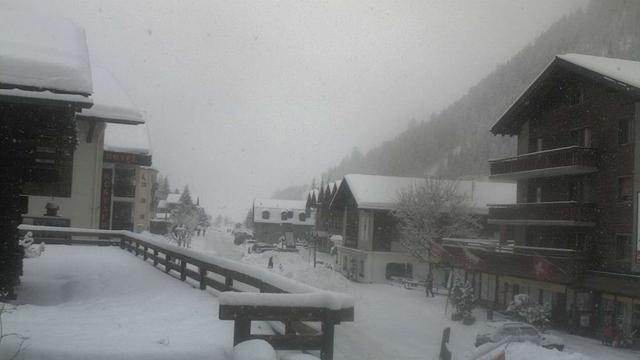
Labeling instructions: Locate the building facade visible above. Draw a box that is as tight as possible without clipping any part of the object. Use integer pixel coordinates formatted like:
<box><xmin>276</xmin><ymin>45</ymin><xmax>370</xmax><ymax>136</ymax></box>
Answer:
<box><xmin>100</xmin><ymin>123</ymin><xmax>155</xmax><ymax>232</ymax></box>
<box><xmin>465</xmin><ymin>54</ymin><xmax>640</xmax><ymax>337</ymax></box>
<box><xmin>253</xmin><ymin>199</ymin><xmax>315</xmax><ymax>245</ymax></box>
<box><xmin>329</xmin><ymin>174</ymin><xmax>516</xmax><ymax>283</ymax></box>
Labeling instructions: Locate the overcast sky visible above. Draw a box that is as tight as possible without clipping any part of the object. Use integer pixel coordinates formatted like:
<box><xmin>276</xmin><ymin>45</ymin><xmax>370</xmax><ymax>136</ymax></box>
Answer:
<box><xmin>3</xmin><ymin>0</ymin><xmax>586</xmax><ymax>220</ymax></box>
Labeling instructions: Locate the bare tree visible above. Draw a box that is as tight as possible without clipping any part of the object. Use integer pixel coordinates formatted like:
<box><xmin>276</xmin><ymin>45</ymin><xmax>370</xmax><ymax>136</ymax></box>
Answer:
<box><xmin>393</xmin><ymin>178</ymin><xmax>480</xmax><ymax>263</ymax></box>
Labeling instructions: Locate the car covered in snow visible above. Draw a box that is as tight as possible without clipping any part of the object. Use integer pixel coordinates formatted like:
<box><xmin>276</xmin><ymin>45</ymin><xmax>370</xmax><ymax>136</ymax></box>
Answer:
<box><xmin>475</xmin><ymin>321</ymin><xmax>564</xmax><ymax>351</ymax></box>
<box><xmin>233</xmin><ymin>229</ymin><xmax>253</xmax><ymax>245</ymax></box>
<box><xmin>250</xmin><ymin>242</ymin><xmax>277</xmax><ymax>253</ymax></box>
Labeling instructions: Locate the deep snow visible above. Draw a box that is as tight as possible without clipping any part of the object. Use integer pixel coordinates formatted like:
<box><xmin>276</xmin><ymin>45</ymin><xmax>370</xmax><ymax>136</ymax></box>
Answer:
<box><xmin>198</xmin><ymin>229</ymin><xmax>640</xmax><ymax>360</ymax></box>
<box><xmin>2</xmin><ymin>245</ymin><xmax>233</xmax><ymax>360</ymax></box>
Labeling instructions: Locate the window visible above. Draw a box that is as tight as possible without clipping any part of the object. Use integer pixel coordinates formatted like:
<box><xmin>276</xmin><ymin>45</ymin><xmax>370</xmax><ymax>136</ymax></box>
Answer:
<box><xmin>567</xmin><ymin>86</ymin><xmax>584</xmax><ymax>106</ymax></box>
<box><xmin>571</xmin><ymin>127</ymin><xmax>592</xmax><ymax>147</ymax></box>
<box><xmin>359</xmin><ymin>259</ymin><xmax>364</xmax><ymax>277</ymax></box>
<box><xmin>298</xmin><ymin>213</ymin><xmax>306</xmax><ymax>222</ymax></box>
<box><xmin>615</xmin><ymin>234</ymin><xmax>631</xmax><ymax>260</ymax></box>
<box><xmin>261</xmin><ymin>210</ymin><xmax>270</xmax><ymax>220</ymax></box>
<box><xmin>618</xmin><ymin>119</ymin><xmax>633</xmax><ymax>144</ymax></box>
<box><xmin>618</xmin><ymin>176</ymin><xmax>633</xmax><ymax>201</ymax></box>
<box><xmin>113</xmin><ymin>168</ymin><xmax>136</xmax><ymax>197</ymax></box>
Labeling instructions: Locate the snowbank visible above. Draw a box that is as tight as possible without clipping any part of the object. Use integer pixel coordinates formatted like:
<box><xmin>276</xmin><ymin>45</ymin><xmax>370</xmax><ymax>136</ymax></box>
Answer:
<box><xmin>240</xmin><ymin>250</ymin><xmax>351</xmax><ymax>291</ymax></box>
<box><xmin>4</xmin><ymin>246</ymin><xmax>231</xmax><ymax>359</ymax></box>
<box><xmin>474</xmin><ymin>341</ymin><xmax>592</xmax><ymax>360</ymax></box>
<box><xmin>232</xmin><ymin>339</ymin><xmax>276</xmax><ymax>360</ymax></box>
<box><xmin>0</xmin><ymin>9</ymin><xmax>92</xmax><ymax>95</ymax></box>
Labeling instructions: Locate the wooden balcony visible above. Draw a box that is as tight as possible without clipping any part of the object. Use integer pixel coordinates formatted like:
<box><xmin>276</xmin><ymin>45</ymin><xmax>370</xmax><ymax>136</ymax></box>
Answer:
<box><xmin>488</xmin><ymin>201</ymin><xmax>598</xmax><ymax>227</ymax></box>
<box><xmin>489</xmin><ymin>146</ymin><xmax>598</xmax><ymax>180</ymax></box>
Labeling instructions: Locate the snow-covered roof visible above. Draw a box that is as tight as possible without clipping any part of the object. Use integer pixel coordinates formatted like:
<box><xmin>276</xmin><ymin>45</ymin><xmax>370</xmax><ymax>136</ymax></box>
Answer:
<box><xmin>77</xmin><ymin>66</ymin><xmax>144</xmax><ymax>124</ymax></box>
<box><xmin>335</xmin><ymin>174</ymin><xmax>516</xmax><ymax>214</ymax></box>
<box><xmin>254</xmin><ymin>199</ymin><xmax>307</xmax><ymax>210</ymax></box>
<box><xmin>0</xmin><ymin>9</ymin><xmax>92</xmax><ymax>97</ymax></box>
<box><xmin>493</xmin><ymin>53</ymin><xmax>640</xmax><ymax>135</ymax></box>
<box><xmin>558</xmin><ymin>53</ymin><xmax>640</xmax><ymax>90</ymax></box>
<box><xmin>253</xmin><ymin>198</ymin><xmax>314</xmax><ymax>225</ymax></box>
<box><xmin>104</xmin><ymin>123</ymin><xmax>151</xmax><ymax>155</ymax></box>
<box><xmin>166</xmin><ymin>193</ymin><xmax>181</xmax><ymax>205</ymax></box>
<box><xmin>157</xmin><ymin>200</ymin><xmax>168</xmax><ymax>210</ymax></box>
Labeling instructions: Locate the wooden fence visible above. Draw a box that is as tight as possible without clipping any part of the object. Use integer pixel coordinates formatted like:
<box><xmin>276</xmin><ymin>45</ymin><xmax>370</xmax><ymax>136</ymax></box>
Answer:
<box><xmin>18</xmin><ymin>225</ymin><xmax>354</xmax><ymax>360</ymax></box>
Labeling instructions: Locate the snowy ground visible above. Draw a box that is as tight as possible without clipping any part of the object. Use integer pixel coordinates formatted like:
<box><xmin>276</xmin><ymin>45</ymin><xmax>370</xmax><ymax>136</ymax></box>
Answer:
<box><xmin>4</xmin><ymin>230</ymin><xmax>638</xmax><ymax>360</ymax></box>
<box><xmin>198</xmin><ymin>229</ymin><xmax>640</xmax><ymax>360</ymax></box>
<box><xmin>1</xmin><ymin>245</ymin><xmax>244</xmax><ymax>360</ymax></box>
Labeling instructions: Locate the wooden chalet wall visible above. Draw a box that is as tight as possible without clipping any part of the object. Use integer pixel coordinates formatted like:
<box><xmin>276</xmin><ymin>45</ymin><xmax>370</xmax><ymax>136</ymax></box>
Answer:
<box><xmin>515</xmin><ymin>70</ymin><xmax>637</xmax><ymax>271</ymax></box>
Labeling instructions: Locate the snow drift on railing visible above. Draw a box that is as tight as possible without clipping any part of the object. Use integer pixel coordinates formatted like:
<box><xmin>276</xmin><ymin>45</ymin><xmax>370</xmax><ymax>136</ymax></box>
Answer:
<box><xmin>218</xmin><ymin>291</ymin><xmax>354</xmax><ymax>310</ymax></box>
<box><xmin>18</xmin><ymin>225</ymin><xmax>354</xmax><ymax>308</ymax></box>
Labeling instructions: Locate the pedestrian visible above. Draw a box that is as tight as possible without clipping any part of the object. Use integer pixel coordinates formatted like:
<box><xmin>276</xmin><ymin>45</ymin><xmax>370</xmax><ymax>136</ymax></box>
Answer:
<box><xmin>603</xmin><ymin>322</ymin><xmax>613</xmax><ymax>346</ymax></box>
<box><xmin>268</xmin><ymin>256</ymin><xmax>274</xmax><ymax>269</ymax></box>
<box><xmin>425</xmin><ymin>272</ymin><xmax>435</xmax><ymax>297</ymax></box>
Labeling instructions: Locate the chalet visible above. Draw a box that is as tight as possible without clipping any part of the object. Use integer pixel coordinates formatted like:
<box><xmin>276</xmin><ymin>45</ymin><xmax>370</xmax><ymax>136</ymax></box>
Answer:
<box><xmin>0</xmin><ymin>10</ymin><xmax>94</xmax><ymax>298</ymax></box>
<box><xmin>306</xmin><ymin>181</ymin><xmax>342</xmax><ymax>252</ymax></box>
<box><xmin>328</xmin><ymin>174</ymin><xmax>515</xmax><ymax>283</ymax></box>
<box><xmin>151</xmin><ymin>192</ymin><xmax>182</xmax><ymax>234</ymax></box>
<box><xmin>253</xmin><ymin>199</ymin><xmax>315</xmax><ymax>244</ymax></box>
<box><xmin>467</xmin><ymin>53</ymin><xmax>640</xmax><ymax>336</ymax></box>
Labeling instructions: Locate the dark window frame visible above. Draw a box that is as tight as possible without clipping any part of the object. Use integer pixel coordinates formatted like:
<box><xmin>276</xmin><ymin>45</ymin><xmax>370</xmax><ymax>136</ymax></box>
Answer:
<box><xmin>618</xmin><ymin>118</ymin><xmax>633</xmax><ymax>145</ymax></box>
<box><xmin>617</xmin><ymin>176</ymin><xmax>633</xmax><ymax>202</ymax></box>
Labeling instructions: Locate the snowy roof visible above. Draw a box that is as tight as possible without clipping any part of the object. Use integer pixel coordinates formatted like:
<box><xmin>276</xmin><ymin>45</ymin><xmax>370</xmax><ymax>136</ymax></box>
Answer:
<box><xmin>104</xmin><ymin>123</ymin><xmax>151</xmax><ymax>155</ymax></box>
<box><xmin>166</xmin><ymin>193</ymin><xmax>181</xmax><ymax>205</ymax></box>
<box><xmin>0</xmin><ymin>9</ymin><xmax>92</xmax><ymax>97</ymax></box>
<box><xmin>253</xmin><ymin>198</ymin><xmax>314</xmax><ymax>225</ymax></box>
<box><xmin>558</xmin><ymin>53</ymin><xmax>640</xmax><ymax>90</ymax></box>
<box><xmin>254</xmin><ymin>199</ymin><xmax>307</xmax><ymax>210</ymax></box>
<box><xmin>157</xmin><ymin>200</ymin><xmax>168</xmax><ymax>209</ymax></box>
<box><xmin>334</xmin><ymin>174</ymin><xmax>516</xmax><ymax>214</ymax></box>
<box><xmin>77</xmin><ymin>66</ymin><xmax>144</xmax><ymax>124</ymax></box>
<box><xmin>493</xmin><ymin>53</ymin><xmax>640</xmax><ymax>135</ymax></box>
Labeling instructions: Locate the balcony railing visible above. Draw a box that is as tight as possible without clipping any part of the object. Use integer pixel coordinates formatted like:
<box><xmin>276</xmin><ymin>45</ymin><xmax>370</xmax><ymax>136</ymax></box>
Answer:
<box><xmin>488</xmin><ymin>201</ymin><xmax>598</xmax><ymax>226</ymax></box>
<box><xmin>489</xmin><ymin>146</ymin><xmax>598</xmax><ymax>180</ymax></box>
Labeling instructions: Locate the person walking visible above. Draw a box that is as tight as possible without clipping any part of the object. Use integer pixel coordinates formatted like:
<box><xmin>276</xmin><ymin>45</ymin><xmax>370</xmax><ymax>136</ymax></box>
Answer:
<box><xmin>268</xmin><ymin>256</ymin><xmax>274</xmax><ymax>269</ymax></box>
<box><xmin>425</xmin><ymin>272</ymin><xmax>435</xmax><ymax>297</ymax></box>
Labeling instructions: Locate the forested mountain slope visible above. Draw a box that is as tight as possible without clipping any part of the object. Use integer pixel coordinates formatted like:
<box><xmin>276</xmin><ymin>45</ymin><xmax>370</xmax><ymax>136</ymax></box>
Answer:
<box><xmin>322</xmin><ymin>0</ymin><xmax>640</xmax><ymax>182</ymax></box>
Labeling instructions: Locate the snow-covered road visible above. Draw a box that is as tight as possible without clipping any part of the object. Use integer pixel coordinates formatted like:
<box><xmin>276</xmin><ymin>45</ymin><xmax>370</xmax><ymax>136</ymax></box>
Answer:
<box><xmin>201</xmin><ymin>229</ymin><xmax>640</xmax><ymax>360</ymax></box>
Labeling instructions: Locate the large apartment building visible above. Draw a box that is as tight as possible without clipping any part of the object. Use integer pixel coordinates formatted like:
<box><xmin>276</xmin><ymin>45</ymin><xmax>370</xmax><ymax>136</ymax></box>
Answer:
<box><xmin>483</xmin><ymin>53</ymin><xmax>640</xmax><ymax>337</ymax></box>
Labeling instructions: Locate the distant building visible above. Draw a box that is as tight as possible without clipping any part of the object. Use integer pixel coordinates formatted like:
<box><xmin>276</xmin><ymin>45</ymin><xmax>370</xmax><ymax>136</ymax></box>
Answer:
<box><xmin>101</xmin><ymin>123</ymin><xmax>155</xmax><ymax>232</ymax></box>
<box><xmin>151</xmin><ymin>192</ymin><xmax>181</xmax><ymax>234</ymax></box>
<box><xmin>306</xmin><ymin>180</ymin><xmax>342</xmax><ymax>252</ymax></box>
<box><xmin>329</xmin><ymin>174</ymin><xmax>516</xmax><ymax>283</ymax></box>
<box><xmin>252</xmin><ymin>199</ymin><xmax>315</xmax><ymax>244</ymax></box>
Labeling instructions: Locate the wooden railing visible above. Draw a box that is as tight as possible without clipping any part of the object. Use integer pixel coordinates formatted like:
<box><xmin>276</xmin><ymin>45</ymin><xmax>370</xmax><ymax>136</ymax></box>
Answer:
<box><xmin>489</xmin><ymin>146</ymin><xmax>598</xmax><ymax>176</ymax></box>
<box><xmin>488</xmin><ymin>201</ymin><xmax>598</xmax><ymax>225</ymax></box>
<box><xmin>18</xmin><ymin>225</ymin><xmax>354</xmax><ymax>360</ymax></box>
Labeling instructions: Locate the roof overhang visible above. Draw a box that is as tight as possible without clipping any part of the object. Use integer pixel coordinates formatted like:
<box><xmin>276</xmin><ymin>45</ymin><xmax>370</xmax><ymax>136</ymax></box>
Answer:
<box><xmin>491</xmin><ymin>54</ymin><xmax>640</xmax><ymax>136</ymax></box>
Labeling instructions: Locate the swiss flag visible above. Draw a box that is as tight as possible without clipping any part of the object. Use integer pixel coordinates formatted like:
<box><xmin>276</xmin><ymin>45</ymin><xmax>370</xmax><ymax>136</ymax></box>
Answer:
<box><xmin>532</xmin><ymin>255</ymin><xmax>552</xmax><ymax>281</ymax></box>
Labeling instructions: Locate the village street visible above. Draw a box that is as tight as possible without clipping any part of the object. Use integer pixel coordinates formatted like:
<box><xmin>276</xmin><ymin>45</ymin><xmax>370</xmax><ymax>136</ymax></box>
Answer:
<box><xmin>197</xmin><ymin>229</ymin><xmax>640</xmax><ymax>360</ymax></box>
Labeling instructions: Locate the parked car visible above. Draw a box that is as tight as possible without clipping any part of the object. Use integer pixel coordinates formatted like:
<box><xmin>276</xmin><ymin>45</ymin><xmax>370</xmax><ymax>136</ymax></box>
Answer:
<box><xmin>233</xmin><ymin>230</ymin><xmax>253</xmax><ymax>245</ymax></box>
<box><xmin>251</xmin><ymin>242</ymin><xmax>276</xmax><ymax>253</ymax></box>
<box><xmin>475</xmin><ymin>321</ymin><xmax>564</xmax><ymax>351</ymax></box>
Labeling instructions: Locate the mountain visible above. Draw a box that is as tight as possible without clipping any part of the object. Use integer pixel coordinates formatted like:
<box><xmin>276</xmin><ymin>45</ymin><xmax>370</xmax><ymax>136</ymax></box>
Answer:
<box><xmin>322</xmin><ymin>0</ymin><xmax>640</xmax><ymax>182</ymax></box>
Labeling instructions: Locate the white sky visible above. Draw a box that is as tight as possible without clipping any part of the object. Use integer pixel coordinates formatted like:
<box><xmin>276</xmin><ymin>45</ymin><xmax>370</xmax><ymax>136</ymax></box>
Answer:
<box><xmin>2</xmin><ymin>0</ymin><xmax>586</xmax><ymax>220</ymax></box>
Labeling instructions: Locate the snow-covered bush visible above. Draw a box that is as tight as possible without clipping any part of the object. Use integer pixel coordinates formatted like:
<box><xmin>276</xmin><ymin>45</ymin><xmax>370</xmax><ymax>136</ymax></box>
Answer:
<box><xmin>450</xmin><ymin>277</ymin><xmax>475</xmax><ymax>323</ymax></box>
<box><xmin>506</xmin><ymin>293</ymin><xmax>550</xmax><ymax>329</ymax></box>
<box><xmin>19</xmin><ymin>232</ymin><xmax>45</xmax><ymax>258</ymax></box>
